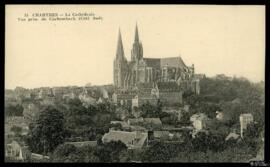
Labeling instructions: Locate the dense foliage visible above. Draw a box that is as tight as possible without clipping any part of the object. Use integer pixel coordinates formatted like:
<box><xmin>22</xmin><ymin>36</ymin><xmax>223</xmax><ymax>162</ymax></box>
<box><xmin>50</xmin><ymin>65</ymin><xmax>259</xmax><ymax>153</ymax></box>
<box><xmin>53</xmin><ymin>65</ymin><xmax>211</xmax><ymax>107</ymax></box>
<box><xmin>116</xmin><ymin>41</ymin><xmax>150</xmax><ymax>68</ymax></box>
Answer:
<box><xmin>5</xmin><ymin>104</ymin><xmax>24</xmax><ymax>117</ymax></box>
<box><xmin>26</xmin><ymin>106</ymin><xmax>65</xmax><ymax>154</ymax></box>
<box><xmin>184</xmin><ymin>76</ymin><xmax>264</xmax><ymax>128</ymax></box>
<box><xmin>52</xmin><ymin>140</ymin><xmax>127</xmax><ymax>162</ymax></box>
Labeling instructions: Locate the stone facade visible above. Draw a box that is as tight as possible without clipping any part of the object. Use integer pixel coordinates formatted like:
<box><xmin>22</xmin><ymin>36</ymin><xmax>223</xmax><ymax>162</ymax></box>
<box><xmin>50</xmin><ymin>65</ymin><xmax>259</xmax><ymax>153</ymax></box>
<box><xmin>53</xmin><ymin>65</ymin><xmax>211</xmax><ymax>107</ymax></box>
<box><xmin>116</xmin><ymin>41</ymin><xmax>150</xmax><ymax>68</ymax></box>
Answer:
<box><xmin>113</xmin><ymin>24</ymin><xmax>199</xmax><ymax>92</ymax></box>
<box><xmin>239</xmin><ymin>113</ymin><xmax>254</xmax><ymax>138</ymax></box>
<box><xmin>113</xmin><ymin>24</ymin><xmax>200</xmax><ymax>107</ymax></box>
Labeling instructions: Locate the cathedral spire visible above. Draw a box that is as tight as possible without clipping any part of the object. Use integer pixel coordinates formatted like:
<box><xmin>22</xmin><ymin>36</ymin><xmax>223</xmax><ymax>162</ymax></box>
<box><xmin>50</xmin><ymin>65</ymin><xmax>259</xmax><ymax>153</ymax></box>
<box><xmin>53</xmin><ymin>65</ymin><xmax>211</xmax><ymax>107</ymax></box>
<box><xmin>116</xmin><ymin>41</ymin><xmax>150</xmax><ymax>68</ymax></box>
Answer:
<box><xmin>116</xmin><ymin>28</ymin><xmax>125</xmax><ymax>59</ymax></box>
<box><xmin>134</xmin><ymin>23</ymin><xmax>139</xmax><ymax>42</ymax></box>
<box><xmin>131</xmin><ymin>23</ymin><xmax>143</xmax><ymax>61</ymax></box>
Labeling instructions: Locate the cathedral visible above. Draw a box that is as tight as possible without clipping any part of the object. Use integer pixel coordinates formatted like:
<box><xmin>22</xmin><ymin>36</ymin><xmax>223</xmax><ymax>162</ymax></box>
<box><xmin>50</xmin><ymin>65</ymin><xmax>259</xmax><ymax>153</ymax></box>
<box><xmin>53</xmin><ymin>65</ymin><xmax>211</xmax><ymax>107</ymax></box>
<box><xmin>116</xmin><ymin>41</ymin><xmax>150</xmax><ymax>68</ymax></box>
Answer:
<box><xmin>113</xmin><ymin>24</ymin><xmax>200</xmax><ymax>107</ymax></box>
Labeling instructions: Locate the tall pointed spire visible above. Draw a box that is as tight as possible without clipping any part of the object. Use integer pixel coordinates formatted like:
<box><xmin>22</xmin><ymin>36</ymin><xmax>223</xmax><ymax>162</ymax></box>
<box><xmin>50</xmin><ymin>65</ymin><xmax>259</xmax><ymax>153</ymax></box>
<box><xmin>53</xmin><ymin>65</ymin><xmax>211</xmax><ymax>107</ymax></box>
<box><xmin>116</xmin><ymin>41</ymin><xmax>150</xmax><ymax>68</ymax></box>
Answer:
<box><xmin>134</xmin><ymin>23</ymin><xmax>139</xmax><ymax>42</ymax></box>
<box><xmin>131</xmin><ymin>23</ymin><xmax>143</xmax><ymax>61</ymax></box>
<box><xmin>116</xmin><ymin>28</ymin><xmax>124</xmax><ymax>59</ymax></box>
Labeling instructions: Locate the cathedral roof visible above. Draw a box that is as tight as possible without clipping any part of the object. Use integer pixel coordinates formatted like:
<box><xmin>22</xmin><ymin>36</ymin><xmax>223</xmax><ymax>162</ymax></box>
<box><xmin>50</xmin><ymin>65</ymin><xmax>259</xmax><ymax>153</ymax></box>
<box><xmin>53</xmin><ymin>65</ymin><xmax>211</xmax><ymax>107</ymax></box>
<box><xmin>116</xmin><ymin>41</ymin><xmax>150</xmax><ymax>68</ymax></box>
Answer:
<box><xmin>142</xmin><ymin>56</ymin><xmax>188</xmax><ymax>69</ymax></box>
<box><xmin>143</xmin><ymin>58</ymin><xmax>161</xmax><ymax>69</ymax></box>
<box><xmin>160</xmin><ymin>57</ymin><xmax>187</xmax><ymax>69</ymax></box>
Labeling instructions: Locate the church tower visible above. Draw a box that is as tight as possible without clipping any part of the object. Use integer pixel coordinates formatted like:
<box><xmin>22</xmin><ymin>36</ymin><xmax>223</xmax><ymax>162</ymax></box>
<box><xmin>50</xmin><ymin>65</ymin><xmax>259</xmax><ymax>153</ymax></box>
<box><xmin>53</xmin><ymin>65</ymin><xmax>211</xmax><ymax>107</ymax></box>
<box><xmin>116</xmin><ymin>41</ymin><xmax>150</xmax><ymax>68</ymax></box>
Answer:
<box><xmin>131</xmin><ymin>24</ymin><xmax>143</xmax><ymax>61</ymax></box>
<box><xmin>114</xmin><ymin>29</ymin><xmax>127</xmax><ymax>88</ymax></box>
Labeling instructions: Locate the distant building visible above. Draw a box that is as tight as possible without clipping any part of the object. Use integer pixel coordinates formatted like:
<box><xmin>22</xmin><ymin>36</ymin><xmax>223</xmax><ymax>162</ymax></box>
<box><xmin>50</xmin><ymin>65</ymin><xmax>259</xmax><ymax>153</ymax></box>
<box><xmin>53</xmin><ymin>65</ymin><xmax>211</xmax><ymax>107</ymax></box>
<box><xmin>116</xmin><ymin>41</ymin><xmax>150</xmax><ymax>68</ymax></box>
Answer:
<box><xmin>5</xmin><ymin>141</ymin><xmax>31</xmax><ymax>161</ymax></box>
<box><xmin>153</xmin><ymin>131</ymin><xmax>170</xmax><ymax>140</ymax></box>
<box><xmin>190</xmin><ymin>113</ymin><xmax>209</xmax><ymax>131</ymax></box>
<box><xmin>144</xmin><ymin>118</ymin><xmax>162</xmax><ymax>129</ymax></box>
<box><xmin>36</xmin><ymin>87</ymin><xmax>54</xmax><ymax>100</ymax></box>
<box><xmin>102</xmin><ymin>130</ymin><xmax>148</xmax><ymax>149</ymax></box>
<box><xmin>31</xmin><ymin>153</ymin><xmax>50</xmax><ymax>161</ymax></box>
<box><xmin>111</xmin><ymin>121</ymin><xmax>130</xmax><ymax>130</ymax></box>
<box><xmin>240</xmin><ymin>113</ymin><xmax>254</xmax><ymax>138</ymax></box>
<box><xmin>128</xmin><ymin>117</ymin><xmax>144</xmax><ymax>126</ymax></box>
<box><xmin>62</xmin><ymin>92</ymin><xmax>76</xmax><ymax>100</ymax></box>
<box><xmin>225</xmin><ymin>132</ymin><xmax>240</xmax><ymax>141</ymax></box>
<box><xmin>216</xmin><ymin>111</ymin><xmax>224</xmax><ymax>121</ymax></box>
<box><xmin>183</xmin><ymin>105</ymin><xmax>190</xmax><ymax>112</ymax></box>
<box><xmin>97</xmin><ymin>97</ymin><xmax>105</xmax><ymax>104</ymax></box>
<box><xmin>78</xmin><ymin>88</ymin><xmax>96</xmax><ymax>107</ymax></box>
<box><xmin>132</xmin><ymin>94</ymin><xmax>158</xmax><ymax>109</ymax></box>
<box><xmin>112</xmin><ymin>91</ymin><xmax>136</xmax><ymax>106</ymax></box>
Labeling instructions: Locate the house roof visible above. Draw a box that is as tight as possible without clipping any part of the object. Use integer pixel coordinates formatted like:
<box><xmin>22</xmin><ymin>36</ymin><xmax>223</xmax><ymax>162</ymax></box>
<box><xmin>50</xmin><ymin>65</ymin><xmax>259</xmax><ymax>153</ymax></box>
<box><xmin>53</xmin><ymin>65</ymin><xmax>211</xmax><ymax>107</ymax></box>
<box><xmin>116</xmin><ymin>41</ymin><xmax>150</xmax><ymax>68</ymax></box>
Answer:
<box><xmin>31</xmin><ymin>153</ymin><xmax>50</xmax><ymax>160</ymax></box>
<box><xmin>154</xmin><ymin>131</ymin><xmax>170</xmax><ymax>138</ymax></box>
<box><xmin>143</xmin><ymin>58</ymin><xmax>161</xmax><ymax>69</ymax></box>
<box><xmin>111</xmin><ymin>121</ymin><xmax>129</xmax><ymax>128</ymax></box>
<box><xmin>144</xmin><ymin>118</ymin><xmax>162</xmax><ymax>125</ymax></box>
<box><xmin>240</xmin><ymin>113</ymin><xmax>253</xmax><ymax>118</ymax></box>
<box><xmin>225</xmin><ymin>132</ymin><xmax>240</xmax><ymax>141</ymax></box>
<box><xmin>231</xmin><ymin>98</ymin><xmax>241</xmax><ymax>104</ymax></box>
<box><xmin>102</xmin><ymin>130</ymin><xmax>148</xmax><ymax>149</ymax></box>
<box><xmin>128</xmin><ymin>118</ymin><xmax>144</xmax><ymax>124</ymax></box>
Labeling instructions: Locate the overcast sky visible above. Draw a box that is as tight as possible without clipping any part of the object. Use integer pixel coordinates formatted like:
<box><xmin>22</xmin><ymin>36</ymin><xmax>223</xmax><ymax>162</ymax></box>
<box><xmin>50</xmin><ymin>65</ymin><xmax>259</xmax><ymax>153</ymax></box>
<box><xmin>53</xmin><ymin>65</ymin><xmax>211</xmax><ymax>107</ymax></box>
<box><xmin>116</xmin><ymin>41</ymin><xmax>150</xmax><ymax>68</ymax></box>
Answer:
<box><xmin>5</xmin><ymin>5</ymin><xmax>265</xmax><ymax>89</ymax></box>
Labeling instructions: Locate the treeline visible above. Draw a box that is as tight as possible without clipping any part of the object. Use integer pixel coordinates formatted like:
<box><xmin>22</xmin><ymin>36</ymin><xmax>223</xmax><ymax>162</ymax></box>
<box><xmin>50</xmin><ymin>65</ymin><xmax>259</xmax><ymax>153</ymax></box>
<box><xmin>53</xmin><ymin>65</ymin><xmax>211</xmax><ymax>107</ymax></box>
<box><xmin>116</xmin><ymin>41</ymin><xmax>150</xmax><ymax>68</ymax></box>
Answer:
<box><xmin>183</xmin><ymin>76</ymin><xmax>264</xmax><ymax>127</ymax></box>
<box><xmin>142</xmin><ymin>124</ymin><xmax>262</xmax><ymax>162</ymax></box>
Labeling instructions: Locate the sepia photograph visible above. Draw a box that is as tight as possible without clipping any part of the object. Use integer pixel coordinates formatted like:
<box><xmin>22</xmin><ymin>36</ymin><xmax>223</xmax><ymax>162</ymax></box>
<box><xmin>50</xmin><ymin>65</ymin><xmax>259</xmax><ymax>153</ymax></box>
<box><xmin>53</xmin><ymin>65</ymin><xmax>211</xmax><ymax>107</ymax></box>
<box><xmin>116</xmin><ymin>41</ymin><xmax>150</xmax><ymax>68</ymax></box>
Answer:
<box><xmin>5</xmin><ymin>5</ymin><xmax>265</xmax><ymax>163</ymax></box>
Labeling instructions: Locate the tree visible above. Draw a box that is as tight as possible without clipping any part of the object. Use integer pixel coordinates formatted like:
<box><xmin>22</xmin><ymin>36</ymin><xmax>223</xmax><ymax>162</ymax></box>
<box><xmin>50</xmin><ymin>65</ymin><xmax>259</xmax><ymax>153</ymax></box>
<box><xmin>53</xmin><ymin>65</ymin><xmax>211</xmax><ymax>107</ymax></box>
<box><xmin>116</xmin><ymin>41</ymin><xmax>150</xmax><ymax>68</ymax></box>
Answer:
<box><xmin>26</xmin><ymin>105</ymin><xmax>65</xmax><ymax>155</ymax></box>
<box><xmin>191</xmin><ymin>131</ymin><xmax>226</xmax><ymax>153</ymax></box>
<box><xmin>52</xmin><ymin>144</ymin><xmax>100</xmax><ymax>162</ymax></box>
<box><xmin>95</xmin><ymin>141</ymin><xmax>127</xmax><ymax>162</ymax></box>
<box><xmin>52</xmin><ymin>144</ymin><xmax>78</xmax><ymax>162</ymax></box>
<box><xmin>243</xmin><ymin>123</ymin><xmax>261</xmax><ymax>151</ymax></box>
<box><xmin>5</xmin><ymin>104</ymin><xmax>24</xmax><ymax>117</ymax></box>
<box><xmin>10</xmin><ymin>125</ymin><xmax>22</xmax><ymax>136</ymax></box>
<box><xmin>142</xmin><ymin>142</ymin><xmax>173</xmax><ymax>162</ymax></box>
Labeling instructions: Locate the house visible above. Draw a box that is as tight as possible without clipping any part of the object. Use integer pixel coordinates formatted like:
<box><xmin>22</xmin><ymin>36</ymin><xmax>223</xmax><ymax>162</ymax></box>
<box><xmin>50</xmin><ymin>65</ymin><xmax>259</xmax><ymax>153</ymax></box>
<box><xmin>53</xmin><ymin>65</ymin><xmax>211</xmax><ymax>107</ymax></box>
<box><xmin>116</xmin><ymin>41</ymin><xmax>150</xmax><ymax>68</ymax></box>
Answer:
<box><xmin>190</xmin><ymin>113</ymin><xmax>209</xmax><ymax>131</ymax></box>
<box><xmin>62</xmin><ymin>92</ymin><xmax>76</xmax><ymax>100</ymax></box>
<box><xmin>112</xmin><ymin>92</ymin><xmax>135</xmax><ymax>106</ymax></box>
<box><xmin>5</xmin><ymin>141</ymin><xmax>31</xmax><ymax>161</ymax></box>
<box><xmin>97</xmin><ymin>97</ymin><xmax>104</xmax><ymax>104</ymax></box>
<box><xmin>128</xmin><ymin>117</ymin><xmax>144</xmax><ymax>126</ymax></box>
<box><xmin>102</xmin><ymin>130</ymin><xmax>148</xmax><ymax>149</ymax></box>
<box><xmin>129</xmin><ymin>125</ymin><xmax>147</xmax><ymax>132</ymax></box>
<box><xmin>110</xmin><ymin>121</ymin><xmax>131</xmax><ymax>131</ymax></box>
<box><xmin>131</xmin><ymin>93</ymin><xmax>158</xmax><ymax>109</ymax></box>
<box><xmin>127</xmin><ymin>117</ymin><xmax>162</xmax><ymax>129</ymax></box>
<box><xmin>239</xmin><ymin>113</ymin><xmax>254</xmax><ymax>138</ymax></box>
<box><xmin>143</xmin><ymin>118</ymin><xmax>162</xmax><ymax>129</ymax></box>
<box><xmin>225</xmin><ymin>132</ymin><xmax>240</xmax><ymax>141</ymax></box>
<box><xmin>153</xmin><ymin>131</ymin><xmax>170</xmax><ymax>140</ymax></box>
<box><xmin>216</xmin><ymin>111</ymin><xmax>224</xmax><ymax>121</ymax></box>
<box><xmin>78</xmin><ymin>89</ymin><xmax>96</xmax><ymax>107</ymax></box>
<box><xmin>183</xmin><ymin>105</ymin><xmax>190</xmax><ymax>112</ymax></box>
<box><xmin>64</xmin><ymin>141</ymin><xmax>97</xmax><ymax>148</ymax></box>
<box><xmin>31</xmin><ymin>153</ymin><xmax>50</xmax><ymax>161</ymax></box>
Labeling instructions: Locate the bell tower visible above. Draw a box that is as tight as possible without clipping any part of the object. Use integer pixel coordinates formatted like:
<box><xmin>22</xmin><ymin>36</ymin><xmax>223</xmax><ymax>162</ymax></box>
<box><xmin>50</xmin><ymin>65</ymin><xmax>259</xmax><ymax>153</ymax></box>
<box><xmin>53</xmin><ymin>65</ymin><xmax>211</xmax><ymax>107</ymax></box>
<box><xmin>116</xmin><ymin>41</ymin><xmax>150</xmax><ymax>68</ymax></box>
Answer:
<box><xmin>114</xmin><ymin>28</ymin><xmax>127</xmax><ymax>88</ymax></box>
<box><xmin>131</xmin><ymin>23</ymin><xmax>143</xmax><ymax>61</ymax></box>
